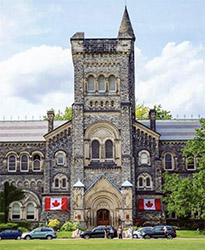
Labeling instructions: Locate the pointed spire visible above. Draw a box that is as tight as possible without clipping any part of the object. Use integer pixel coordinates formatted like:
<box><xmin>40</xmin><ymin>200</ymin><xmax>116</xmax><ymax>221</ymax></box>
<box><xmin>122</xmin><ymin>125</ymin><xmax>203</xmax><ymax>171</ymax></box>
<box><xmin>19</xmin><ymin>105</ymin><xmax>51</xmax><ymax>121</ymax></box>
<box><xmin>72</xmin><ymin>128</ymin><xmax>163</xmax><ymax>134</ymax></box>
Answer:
<box><xmin>118</xmin><ymin>6</ymin><xmax>135</xmax><ymax>40</ymax></box>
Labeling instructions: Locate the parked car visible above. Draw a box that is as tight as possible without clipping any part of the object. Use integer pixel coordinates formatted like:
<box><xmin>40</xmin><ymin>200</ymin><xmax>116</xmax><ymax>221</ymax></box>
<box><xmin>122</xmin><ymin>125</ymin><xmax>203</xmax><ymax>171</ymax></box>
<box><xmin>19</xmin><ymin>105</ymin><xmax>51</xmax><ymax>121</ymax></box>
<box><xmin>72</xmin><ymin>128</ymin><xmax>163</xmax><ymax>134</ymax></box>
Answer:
<box><xmin>142</xmin><ymin>225</ymin><xmax>176</xmax><ymax>239</ymax></box>
<box><xmin>133</xmin><ymin>227</ymin><xmax>153</xmax><ymax>239</ymax></box>
<box><xmin>21</xmin><ymin>227</ymin><xmax>56</xmax><ymax>240</ymax></box>
<box><xmin>0</xmin><ymin>229</ymin><xmax>22</xmax><ymax>240</ymax></box>
<box><xmin>80</xmin><ymin>225</ymin><xmax>117</xmax><ymax>239</ymax></box>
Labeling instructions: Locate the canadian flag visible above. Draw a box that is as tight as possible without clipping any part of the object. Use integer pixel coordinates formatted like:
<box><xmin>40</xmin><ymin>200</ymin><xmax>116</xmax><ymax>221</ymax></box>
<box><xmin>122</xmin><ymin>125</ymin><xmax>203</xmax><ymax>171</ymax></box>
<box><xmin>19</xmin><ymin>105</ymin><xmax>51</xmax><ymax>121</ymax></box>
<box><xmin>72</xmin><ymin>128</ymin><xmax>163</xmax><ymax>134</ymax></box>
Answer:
<box><xmin>138</xmin><ymin>198</ymin><xmax>161</xmax><ymax>211</ymax></box>
<box><xmin>45</xmin><ymin>198</ymin><xmax>67</xmax><ymax>210</ymax></box>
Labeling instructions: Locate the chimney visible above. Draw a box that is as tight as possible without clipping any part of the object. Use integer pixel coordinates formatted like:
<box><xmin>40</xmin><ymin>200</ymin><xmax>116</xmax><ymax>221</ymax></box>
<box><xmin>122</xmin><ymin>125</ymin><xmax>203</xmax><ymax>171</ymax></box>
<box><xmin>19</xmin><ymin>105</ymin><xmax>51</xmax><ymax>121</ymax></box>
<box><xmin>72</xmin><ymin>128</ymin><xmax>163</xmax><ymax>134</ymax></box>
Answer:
<box><xmin>149</xmin><ymin>109</ymin><xmax>156</xmax><ymax>132</ymax></box>
<box><xmin>47</xmin><ymin>110</ymin><xmax>55</xmax><ymax>132</ymax></box>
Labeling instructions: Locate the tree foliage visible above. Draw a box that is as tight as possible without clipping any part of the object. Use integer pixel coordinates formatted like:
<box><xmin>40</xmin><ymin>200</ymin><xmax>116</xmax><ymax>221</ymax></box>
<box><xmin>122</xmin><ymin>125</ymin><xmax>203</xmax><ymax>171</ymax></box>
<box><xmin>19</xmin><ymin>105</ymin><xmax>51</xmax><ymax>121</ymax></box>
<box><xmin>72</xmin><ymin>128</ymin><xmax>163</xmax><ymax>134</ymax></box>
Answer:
<box><xmin>163</xmin><ymin>119</ymin><xmax>205</xmax><ymax>220</ymax></box>
<box><xmin>135</xmin><ymin>102</ymin><xmax>172</xmax><ymax>120</ymax></box>
<box><xmin>0</xmin><ymin>182</ymin><xmax>24</xmax><ymax>223</ymax></box>
<box><xmin>44</xmin><ymin>107</ymin><xmax>72</xmax><ymax>121</ymax></box>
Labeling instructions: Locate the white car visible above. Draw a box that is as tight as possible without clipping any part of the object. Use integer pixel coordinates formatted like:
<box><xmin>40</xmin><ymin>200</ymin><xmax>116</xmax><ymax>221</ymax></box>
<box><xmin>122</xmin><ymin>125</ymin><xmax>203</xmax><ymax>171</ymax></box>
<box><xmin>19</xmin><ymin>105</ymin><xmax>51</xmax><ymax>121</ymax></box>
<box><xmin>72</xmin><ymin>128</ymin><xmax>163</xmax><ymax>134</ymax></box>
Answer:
<box><xmin>133</xmin><ymin>227</ymin><xmax>153</xmax><ymax>239</ymax></box>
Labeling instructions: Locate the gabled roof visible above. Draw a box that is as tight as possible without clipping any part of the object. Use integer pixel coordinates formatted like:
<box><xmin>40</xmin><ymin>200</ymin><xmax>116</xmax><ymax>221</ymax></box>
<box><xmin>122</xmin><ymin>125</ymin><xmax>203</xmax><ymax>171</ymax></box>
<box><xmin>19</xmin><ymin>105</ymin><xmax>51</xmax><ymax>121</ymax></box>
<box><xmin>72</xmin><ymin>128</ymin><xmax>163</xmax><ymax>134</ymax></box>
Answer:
<box><xmin>139</xmin><ymin>119</ymin><xmax>200</xmax><ymax>141</ymax></box>
<box><xmin>118</xmin><ymin>6</ymin><xmax>135</xmax><ymax>40</ymax></box>
<box><xmin>84</xmin><ymin>174</ymin><xmax>121</xmax><ymax>194</ymax></box>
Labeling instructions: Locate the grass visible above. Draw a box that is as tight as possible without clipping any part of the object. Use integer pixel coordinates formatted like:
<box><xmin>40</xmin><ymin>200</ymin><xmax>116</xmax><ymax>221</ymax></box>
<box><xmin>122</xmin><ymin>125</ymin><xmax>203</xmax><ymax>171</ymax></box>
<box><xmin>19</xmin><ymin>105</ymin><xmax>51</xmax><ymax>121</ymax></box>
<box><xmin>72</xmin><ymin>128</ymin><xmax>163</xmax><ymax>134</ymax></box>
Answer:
<box><xmin>177</xmin><ymin>230</ymin><xmax>205</xmax><ymax>238</ymax></box>
<box><xmin>0</xmin><ymin>239</ymin><xmax>205</xmax><ymax>250</ymax></box>
<box><xmin>55</xmin><ymin>230</ymin><xmax>205</xmax><ymax>239</ymax></box>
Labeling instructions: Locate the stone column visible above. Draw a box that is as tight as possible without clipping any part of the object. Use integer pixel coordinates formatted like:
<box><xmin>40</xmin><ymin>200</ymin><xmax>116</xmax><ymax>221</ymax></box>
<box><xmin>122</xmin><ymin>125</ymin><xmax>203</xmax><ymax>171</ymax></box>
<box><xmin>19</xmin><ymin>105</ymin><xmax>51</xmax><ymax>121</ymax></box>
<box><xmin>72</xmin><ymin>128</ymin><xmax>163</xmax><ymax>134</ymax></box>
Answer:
<box><xmin>121</xmin><ymin>180</ymin><xmax>133</xmax><ymax>226</ymax></box>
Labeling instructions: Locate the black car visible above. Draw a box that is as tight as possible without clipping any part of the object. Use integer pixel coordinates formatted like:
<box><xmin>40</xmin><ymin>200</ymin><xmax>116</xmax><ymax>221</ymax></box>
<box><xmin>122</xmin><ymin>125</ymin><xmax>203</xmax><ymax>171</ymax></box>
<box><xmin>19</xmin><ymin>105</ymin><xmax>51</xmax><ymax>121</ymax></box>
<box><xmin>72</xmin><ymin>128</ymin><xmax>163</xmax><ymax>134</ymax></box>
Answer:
<box><xmin>0</xmin><ymin>229</ymin><xmax>22</xmax><ymax>240</ymax></box>
<box><xmin>142</xmin><ymin>225</ymin><xmax>176</xmax><ymax>239</ymax></box>
<box><xmin>80</xmin><ymin>226</ymin><xmax>117</xmax><ymax>239</ymax></box>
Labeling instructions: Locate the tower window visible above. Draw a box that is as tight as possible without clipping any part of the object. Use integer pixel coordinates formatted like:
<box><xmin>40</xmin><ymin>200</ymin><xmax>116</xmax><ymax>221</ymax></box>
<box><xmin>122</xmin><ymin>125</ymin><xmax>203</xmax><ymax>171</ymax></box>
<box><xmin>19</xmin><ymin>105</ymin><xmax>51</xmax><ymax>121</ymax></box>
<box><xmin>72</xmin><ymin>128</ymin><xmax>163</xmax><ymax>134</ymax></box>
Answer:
<box><xmin>87</xmin><ymin>76</ymin><xmax>95</xmax><ymax>92</ymax></box>
<box><xmin>146</xmin><ymin>177</ymin><xmax>151</xmax><ymax>187</ymax></box>
<box><xmin>62</xmin><ymin>178</ymin><xmax>67</xmax><ymax>188</ymax></box>
<box><xmin>12</xmin><ymin>203</ymin><xmax>20</xmax><ymax>219</ymax></box>
<box><xmin>55</xmin><ymin>178</ymin><xmax>59</xmax><ymax>187</ymax></box>
<box><xmin>105</xmin><ymin>140</ymin><xmax>113</xmax><ymax>159</ymax></box>
<box><xmin>57</xmin><ymin>153</ymin><xmax>64</xmax><ymax>165</ymax></box>
<box><xmin>98</xmin><ymin>75</ymin><xmax>105</xmax><ymax>92</ymax></box>
<box><xmin>92</xmin><ymin>140</ymin><xmax>100</xmax><ymax>159</ymax></box>
<box><xmin>108</xmin><ymin>75</ymin><xmax>116</xmax><ymax>92</ymax></box>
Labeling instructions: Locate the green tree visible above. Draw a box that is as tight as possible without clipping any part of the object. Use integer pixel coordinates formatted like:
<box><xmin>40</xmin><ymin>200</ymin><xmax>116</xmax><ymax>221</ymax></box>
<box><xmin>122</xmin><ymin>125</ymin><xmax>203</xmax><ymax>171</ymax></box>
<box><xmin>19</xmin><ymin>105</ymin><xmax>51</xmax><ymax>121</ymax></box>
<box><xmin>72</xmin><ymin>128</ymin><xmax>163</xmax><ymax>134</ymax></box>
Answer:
<box><xmin>44</xmin><ymin>107</ymin><xmax>72</xmax><ymax>121</ymax></box>
<box><xmin>0</xmin><ymin>182</ymin><xmax>24</xmax><ymax>223</ymax></box>
<box><xmin>153</xmin><ymin>104</ymin><xmax>172</xmax><ymax>120</ymax></box>
<box><xmin>163</xmin><ymin>119</ymin><xmax>205</xmax><ymax>220</ymax></box>
<box><xmin>135</xmin><ymin>102</ymin><xmax>172</xmax><ymax>120</ymax></box>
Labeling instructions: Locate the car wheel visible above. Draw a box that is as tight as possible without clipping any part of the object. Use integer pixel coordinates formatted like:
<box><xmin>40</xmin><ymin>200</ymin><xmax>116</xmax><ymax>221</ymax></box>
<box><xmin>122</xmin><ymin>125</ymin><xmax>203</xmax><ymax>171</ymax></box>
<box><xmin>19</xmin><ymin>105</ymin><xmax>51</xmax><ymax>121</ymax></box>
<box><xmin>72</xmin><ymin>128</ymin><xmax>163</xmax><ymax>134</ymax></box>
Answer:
<box><xmin>46</xmin><ymin>235</ymin><xmax>52</xmax><ymax>240</ymax></box>
<box><xmin>133</xmin><ymin>234</ymin><xmax>138</xmax><ymax>239</ymax></box>
<box><xmin>84</xmin><ymin>235</ymin><xmax>90</xmax><ymax>239</ymax></box>
<box><xmin>16</xmin><ymin>236</ymin><xmax>21</xmax><ymax>240</ymax></box>
<box><xmin>167</xmin><ymin>235</ymin><xmax>173</xmax><ymax>239</ymax></box>
<box><xmin>25</xmin><ymin>235</ymin><xmax>31</xmax><ymax>240</ymax></box>
<box><xmin>144</xmin><ymin>234</ymin><xmax>151</xmax><ymax>239</ymax></box>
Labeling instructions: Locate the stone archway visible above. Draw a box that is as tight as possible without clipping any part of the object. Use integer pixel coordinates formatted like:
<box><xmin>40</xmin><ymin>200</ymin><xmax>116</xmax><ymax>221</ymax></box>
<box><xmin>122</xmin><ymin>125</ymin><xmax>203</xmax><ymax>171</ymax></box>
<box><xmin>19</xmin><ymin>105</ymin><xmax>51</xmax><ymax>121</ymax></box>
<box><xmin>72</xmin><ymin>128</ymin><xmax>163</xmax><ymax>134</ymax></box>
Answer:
<box><xmin>84</xmin><ymin>176</ymin><xmax>122</xmax><ymax>228</ymax></box>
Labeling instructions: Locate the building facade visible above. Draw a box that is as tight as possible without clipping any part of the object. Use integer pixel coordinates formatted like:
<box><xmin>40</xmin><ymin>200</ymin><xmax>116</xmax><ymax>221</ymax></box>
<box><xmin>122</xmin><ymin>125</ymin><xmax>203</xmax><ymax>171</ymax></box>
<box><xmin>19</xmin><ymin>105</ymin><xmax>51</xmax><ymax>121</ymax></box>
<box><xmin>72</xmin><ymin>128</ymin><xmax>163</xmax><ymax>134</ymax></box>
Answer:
<box><xmin>0</xmin><ymin>8</ymin><xmax>200</xmax><ymax>228</ymax></box>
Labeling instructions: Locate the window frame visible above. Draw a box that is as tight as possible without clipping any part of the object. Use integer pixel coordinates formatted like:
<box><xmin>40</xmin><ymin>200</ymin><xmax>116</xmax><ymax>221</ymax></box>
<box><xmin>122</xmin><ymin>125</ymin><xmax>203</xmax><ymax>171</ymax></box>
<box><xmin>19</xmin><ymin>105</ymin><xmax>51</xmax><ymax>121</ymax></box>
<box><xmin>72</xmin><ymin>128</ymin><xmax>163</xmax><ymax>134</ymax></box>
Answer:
<box><xmin>32</xmin><ymin>154</ymin><xmax>41</xmax><ymax>172</ymax></box>
<box><xmin>105</xmin><ymin>140</ymin><xmax>113</xmax><ymax>160</ymax></box>
<box><xmin>8</xmin><ymin>155</ymin><xmax>17</xmax><ymax>172</ymax></box>
<box><xmin>26</xmin><ymin>203</ymin><xmax>35</xmax><ymax>220</ymax></box>
<box><xmin>138</xmin><ymin>150</ymin><xmax>151</xmax><ymax>166</ymax></box>
<box><xmin>11</xmin><ymin>203</ymin><xmax>21</xmax><ymax>220</ymax></box>
<box><xmin>108</xmin><ymin>75</ymin><xmax>117</xmax><ymax>92</ymax></box>
<box><xmin>186</xmin><ymin>156</ymin><xmax>196</xmax><ymax>171</ymax></box>
<box><xmin>98</xmin><ymin>75</ymin><xmax>106</xmax><ymax>93</ymax></box>
<box><xmin>91</xmin><ymin>140</ymin><xmax>100</xmax><ymax>160</ymax></box>
<box><xmin>87</xmin><ymin>75</ymin><xmax>95</xmax><ymax>93</ymax></box>
<box><xmin>164</xmin><ymin>152</ymin><xmax>174</xmax><ymax>171</ymax></box>
<box><xmin>20</xmin><ymin>154</ymin><xmax>29</xmax><ymax>172</ymax></box>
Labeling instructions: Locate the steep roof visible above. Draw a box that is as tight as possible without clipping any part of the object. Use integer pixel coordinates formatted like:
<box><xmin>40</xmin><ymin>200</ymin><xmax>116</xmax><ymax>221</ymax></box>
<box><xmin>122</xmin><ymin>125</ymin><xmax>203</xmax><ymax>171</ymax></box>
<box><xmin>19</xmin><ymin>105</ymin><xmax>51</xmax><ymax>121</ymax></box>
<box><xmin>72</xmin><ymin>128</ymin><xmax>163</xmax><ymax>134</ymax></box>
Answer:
<box><xmin>0</xmin><ymin>120</ymin><xmax>66</xmax><ymax>142</ymax></box>
<box><xmin>139</xmin><ymin>120</ymin><xmax>200</xmax><ymax>141</ymax></box>
<box><xmin>118</xmin><ymin>6</ymin><xmax>135</xmax><ymax>40</ymax></box>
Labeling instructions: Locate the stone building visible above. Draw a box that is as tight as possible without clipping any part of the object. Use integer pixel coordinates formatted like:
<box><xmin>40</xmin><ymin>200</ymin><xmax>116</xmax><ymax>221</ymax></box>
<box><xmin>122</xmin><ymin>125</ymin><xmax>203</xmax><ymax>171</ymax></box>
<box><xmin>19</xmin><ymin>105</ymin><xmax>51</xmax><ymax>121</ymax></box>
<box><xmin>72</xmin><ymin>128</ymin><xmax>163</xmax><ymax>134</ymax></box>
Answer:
<box><xmin>0</xmin><ymin>7</ymin><xmax>200</xmax><ymax>228</ymax></box>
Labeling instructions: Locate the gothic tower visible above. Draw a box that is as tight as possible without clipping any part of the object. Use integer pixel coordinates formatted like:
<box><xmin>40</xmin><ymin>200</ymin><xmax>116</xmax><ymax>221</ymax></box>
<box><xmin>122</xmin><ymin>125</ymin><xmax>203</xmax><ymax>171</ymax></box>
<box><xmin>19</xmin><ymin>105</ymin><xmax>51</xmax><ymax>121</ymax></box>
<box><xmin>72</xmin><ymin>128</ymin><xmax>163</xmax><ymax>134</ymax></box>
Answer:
<box><xmin>70</xmin><ymin>7</ymin><xmax>136</xmax><ymax>227</ymax></box>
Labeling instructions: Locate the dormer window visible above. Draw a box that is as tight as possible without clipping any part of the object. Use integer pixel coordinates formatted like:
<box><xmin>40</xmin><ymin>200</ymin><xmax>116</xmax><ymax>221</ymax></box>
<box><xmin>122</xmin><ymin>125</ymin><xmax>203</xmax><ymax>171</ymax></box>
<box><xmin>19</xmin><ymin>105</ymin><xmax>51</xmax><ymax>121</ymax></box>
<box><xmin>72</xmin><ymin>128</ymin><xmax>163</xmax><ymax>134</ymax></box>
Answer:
<box><xmin>98</xmin><ymin>75</ymin><xmax>105</xmax><ymax>92</ymax></box>
<box><xmin>88</xmin><ymin>75</ymin><xmax>95</xmax><ymax>92</ymax></box>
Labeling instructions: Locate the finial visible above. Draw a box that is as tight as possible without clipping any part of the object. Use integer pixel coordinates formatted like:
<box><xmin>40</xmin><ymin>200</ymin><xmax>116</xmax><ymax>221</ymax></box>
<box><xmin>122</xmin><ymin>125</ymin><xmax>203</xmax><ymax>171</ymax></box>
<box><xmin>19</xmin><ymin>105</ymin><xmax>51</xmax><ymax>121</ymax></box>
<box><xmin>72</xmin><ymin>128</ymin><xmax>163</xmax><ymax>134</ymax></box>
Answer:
<box><xmin>125</xmin><ymin>0</ymin><xmax>127</xmax><ymax>7</ymax></box>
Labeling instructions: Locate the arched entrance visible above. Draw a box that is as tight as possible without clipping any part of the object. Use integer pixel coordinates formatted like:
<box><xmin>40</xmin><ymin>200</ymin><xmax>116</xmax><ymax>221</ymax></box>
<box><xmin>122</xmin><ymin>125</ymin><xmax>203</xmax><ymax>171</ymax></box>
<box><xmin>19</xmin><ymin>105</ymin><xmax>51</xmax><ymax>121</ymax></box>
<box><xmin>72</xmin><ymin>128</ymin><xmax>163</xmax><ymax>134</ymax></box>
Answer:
<box><xmin>97</xmin><ymin>209</ymin><xmax>110</xmax><ymax>225</ymax></box>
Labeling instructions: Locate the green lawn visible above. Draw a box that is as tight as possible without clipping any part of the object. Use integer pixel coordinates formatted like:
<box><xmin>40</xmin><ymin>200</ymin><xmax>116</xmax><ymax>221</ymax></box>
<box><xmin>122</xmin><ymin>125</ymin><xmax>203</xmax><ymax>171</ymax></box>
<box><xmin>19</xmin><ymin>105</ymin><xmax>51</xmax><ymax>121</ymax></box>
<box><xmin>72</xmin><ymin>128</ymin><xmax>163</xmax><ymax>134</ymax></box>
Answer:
<box><xmin>0</xmin><ymin>239</ymin><xmax>205</xmax><ymax>250</ymax></box>
<box><xmin>55</xmin><ymin>230</ymin><xmax>205</xmax><ymax>239</ymax></box>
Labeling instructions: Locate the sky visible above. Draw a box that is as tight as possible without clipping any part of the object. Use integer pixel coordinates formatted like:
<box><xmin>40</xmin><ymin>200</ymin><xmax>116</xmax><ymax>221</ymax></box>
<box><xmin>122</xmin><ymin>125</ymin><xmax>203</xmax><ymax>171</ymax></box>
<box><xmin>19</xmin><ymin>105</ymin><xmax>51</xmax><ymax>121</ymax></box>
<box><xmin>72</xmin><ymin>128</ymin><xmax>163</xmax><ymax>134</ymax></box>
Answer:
<box><xmin>0</xmin><ymin>0</ymin><xmax>205</xmax><ymax>120</ymax></box>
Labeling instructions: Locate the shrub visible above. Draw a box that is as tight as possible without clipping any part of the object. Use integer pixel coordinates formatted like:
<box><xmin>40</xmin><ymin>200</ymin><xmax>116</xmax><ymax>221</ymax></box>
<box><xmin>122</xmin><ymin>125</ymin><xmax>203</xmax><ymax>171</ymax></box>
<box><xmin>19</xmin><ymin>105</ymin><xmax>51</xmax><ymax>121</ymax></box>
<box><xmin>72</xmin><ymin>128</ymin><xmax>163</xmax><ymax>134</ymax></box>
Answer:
<box><xmin>74</xmin><ymin>222</ymin><xmax>85</xmax><ymax>231</ymax></box>
<box><xmin>60</xmin><ymin>221</ymin><xmax>76</xmax><ymax>231</ymax></box>
<box><xmin>48</xmin><ymin>219</ymin><xmax>60</xmax><ymax>230</ymax></box>
<box><xmin>15</xmin><ymin>221</ymin><xmax>31</xmax><ymax>229</ymax></box>
<box><xmin>18</xmin><ymin>227</ymin><xmax>28</xmax><ymax>232</ymax></box>
<box><xmin>0</xmin><ymin>223</ymin><xmax>18</xmax><ymax>231</ymax></box>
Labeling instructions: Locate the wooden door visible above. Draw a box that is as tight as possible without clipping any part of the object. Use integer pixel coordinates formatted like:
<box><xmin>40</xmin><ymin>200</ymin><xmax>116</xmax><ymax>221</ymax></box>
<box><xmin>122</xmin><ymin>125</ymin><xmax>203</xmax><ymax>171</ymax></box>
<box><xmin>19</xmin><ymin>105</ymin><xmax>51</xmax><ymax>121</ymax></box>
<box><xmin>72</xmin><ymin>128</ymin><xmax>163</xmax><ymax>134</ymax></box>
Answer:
<box><xmin>97</xmin><ymin>209</ymin><xmax>110</xmax><ymax>225</ymax></box>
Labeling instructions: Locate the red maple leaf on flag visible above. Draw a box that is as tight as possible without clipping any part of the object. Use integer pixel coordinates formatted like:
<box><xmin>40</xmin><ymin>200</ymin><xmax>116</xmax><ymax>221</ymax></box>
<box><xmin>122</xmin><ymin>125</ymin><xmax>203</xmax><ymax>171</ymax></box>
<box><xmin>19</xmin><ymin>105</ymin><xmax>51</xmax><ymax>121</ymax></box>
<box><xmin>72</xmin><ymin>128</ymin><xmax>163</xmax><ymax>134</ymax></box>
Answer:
<box><xmin>52</xmin><ymin>200</ymin><xmax>60</xmax><ymax>207</ymax></box>
<box><xmin>145</xmin><ymin>201</ymin><xmax>153</xmax><ymax>208</ymax></box>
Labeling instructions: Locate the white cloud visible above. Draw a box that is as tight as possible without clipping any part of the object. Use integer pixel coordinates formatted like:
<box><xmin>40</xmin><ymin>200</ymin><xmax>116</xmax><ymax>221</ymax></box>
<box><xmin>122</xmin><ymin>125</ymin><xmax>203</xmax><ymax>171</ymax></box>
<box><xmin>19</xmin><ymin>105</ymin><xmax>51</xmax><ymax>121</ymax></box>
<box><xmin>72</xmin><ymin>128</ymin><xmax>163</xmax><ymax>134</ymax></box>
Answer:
<box><xmin>0</xmin><ymin>45</ymin><xmax>74</xmax><ymax>120</ymax></box>
<box><xmin>136</xmin><ymin>41</ymin><xmax>205</xmax><ymax>118</ymax></box>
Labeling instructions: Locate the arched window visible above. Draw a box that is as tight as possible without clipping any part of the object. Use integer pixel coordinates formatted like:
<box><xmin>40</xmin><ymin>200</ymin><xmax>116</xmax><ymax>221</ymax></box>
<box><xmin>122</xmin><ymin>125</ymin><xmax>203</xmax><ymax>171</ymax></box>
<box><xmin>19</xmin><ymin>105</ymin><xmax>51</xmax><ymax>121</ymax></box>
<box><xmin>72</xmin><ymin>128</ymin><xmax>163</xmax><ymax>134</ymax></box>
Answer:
<box><xmin>26</xmin><ymin>203</ymin><xmax>34</xmax><ymax>220</ymax></box>
<box><xmin>55</xmin><ymin>178</ymin><xmax>59</xmax><ymax>188</ymax></box>
<box><xmin>8</xmin><ymin>155</ymin><xmax>17</xmax><ymax>172</ymax></box>
<box><xmin>108</xmin><ymin>75</ymin><xmax>116</xmax><ymax>92</ymax></box>
<box><xmin>105</xmin><ymin>140</ymin><xmax>113</xmax><ymax>159</ymax></box>
<box><xmin>20</xmin><ymin>155</ymin><xmax>29</xmax><ymax>172</ymax></box>
<box><xmin>139</xmin><ymin>177</ymin><xmax>143</xmax><ymax>187</ymax></box>
<box><xmin>87</xmin><ymin>75</ymin><xmax>95</xmax><ymax>92</ymax></box>
<box><xmin>57</xmin><ymin>153</ymin><xmax>64</xmax><ymax>165</ymax></box>
<box><xmin>146</xmin><ymin>177</ymin><xmax>151</xmax><ymax>187</ymax></box>
<box><xmin>141</xmin><ymin>153</ymin><xmax>148</xmax><ymax>164</ymax></box>
<box><xmin>187</xmin><ymin>157</ymin><xmax>195</xmax><ymax>170</ymax></box>
<box><xmin>164</xmin><ymin>153</ymin><xmax>173</xmax><ymax>170</ymax></box>
<box><xmin>33</xmin><ymin>154</ymin><xmax>41</xmax><ymax>171</ymax></box>
<box><xmin>98</xmin><ymin>75</ymin><xmax>105</xmax><ymax>92</ymax></box>
<box><xmin>92</xmin><ymin>140</ymin><xmax>100</xmax><ymax>159</ymax></box>
<box><xmin>62</xmin><ymin>178</ymin><xmax>67</xmax><ymax>188</ymax></box>
<box><xmin>12</xmin><ymin>203</ymin><xmax>20</xmax><ymax>219</ymax></box>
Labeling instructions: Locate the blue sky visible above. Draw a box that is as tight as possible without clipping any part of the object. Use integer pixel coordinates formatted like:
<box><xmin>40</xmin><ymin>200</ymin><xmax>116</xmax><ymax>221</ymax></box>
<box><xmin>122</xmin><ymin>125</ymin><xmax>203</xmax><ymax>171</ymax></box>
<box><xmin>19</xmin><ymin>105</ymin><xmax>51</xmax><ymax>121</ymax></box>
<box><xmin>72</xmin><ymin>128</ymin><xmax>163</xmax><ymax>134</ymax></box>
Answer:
<box><xmin>0</xmin><ymin>0</ymin><xmax>205</xmax><ymax>119</ymax></box>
